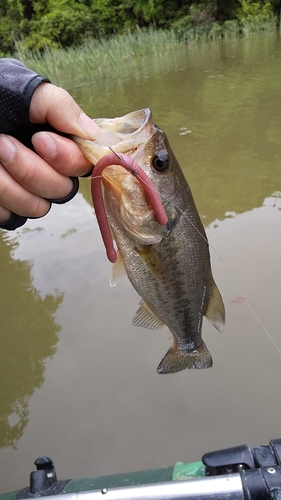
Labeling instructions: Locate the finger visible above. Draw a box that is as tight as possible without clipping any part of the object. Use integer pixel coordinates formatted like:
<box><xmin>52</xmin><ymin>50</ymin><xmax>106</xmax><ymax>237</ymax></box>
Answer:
<box><xmin>30</xmin><ymin>83</ymin><xmax>100</xmax><ymax>141</ymax></box>
<box><xmin>0</xmin><ymin>205</ymin><xmax>12</xmax><ymax>224</ymax></box>
<box><xmin>32</xmin><ymin>132</ymin><xmax>93</xmax><ymax>177</ymax></box>
<box><xmin>0</xmin><ymin>135</ymin><xmax>73</xmax><ymax>202</ymax></box>
<box><xmin>0</xmin><ymin>161</ymin><xmax>50</xmax><ymax>218</ymax></box>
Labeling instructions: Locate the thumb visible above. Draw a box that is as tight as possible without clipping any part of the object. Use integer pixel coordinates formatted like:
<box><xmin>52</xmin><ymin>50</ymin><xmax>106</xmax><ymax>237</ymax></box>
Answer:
<box><xmin>29</xmin><ymin>82</ymin><xmax>100</xmax><ymax>140</ymax></box>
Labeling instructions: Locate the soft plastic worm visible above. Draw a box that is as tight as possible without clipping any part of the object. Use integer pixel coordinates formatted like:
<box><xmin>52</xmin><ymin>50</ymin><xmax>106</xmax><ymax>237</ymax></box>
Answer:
<box><xmin>91</xmin><ymin>152</ymin><xmax>168</xmax><ymax>263</ymax></box>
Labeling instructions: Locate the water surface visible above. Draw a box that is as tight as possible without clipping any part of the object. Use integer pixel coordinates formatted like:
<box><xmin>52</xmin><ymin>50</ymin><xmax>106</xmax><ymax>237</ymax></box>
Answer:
<box><xmin>1</xmin><ymin>32</ymin><xmax>281</xmax><ymax>492</ymax></box>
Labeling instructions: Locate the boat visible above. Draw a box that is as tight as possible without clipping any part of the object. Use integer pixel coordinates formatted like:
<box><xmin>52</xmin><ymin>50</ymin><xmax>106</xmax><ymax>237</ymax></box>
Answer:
<box><xmin>1</xmin><ymin>437</ymin><xmax>281</xmax><ymax>500</ymax></box>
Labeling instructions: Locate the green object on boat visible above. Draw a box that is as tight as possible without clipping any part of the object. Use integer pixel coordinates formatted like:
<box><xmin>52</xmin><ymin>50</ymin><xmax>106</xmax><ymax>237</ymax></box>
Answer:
<box><xmin>172</xmin><ymin>461</ymin><xmax>206</xmax><ymax>481</ymax></box>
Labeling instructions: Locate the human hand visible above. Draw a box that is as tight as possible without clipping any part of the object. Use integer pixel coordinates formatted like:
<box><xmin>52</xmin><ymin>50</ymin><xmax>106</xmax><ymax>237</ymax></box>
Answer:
<box><xmin>0</xmin><ymin>82</ymin><xmax>99</xmax><ymax>225</ymax></box>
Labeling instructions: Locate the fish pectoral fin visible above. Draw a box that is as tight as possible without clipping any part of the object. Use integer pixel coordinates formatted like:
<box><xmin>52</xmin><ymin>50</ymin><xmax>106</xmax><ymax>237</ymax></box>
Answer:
<box><xmin>132</xmin><ymin>300</ymin><xmax>165</xmax><ymax>330</ymax></box>
<box><xmin>157</xmin><ymin>341</ymin><xmax>213</xmax><ymax>373</ymax></box>
<box><xmin>205</xmin><ymin>280</ymin><xmax>225</xmax><ymax>333</ymax></box>
<box><xmin>136</xmin><ymin>246</ymin><xmax>167</xmax><ymax>278</ymax></box>
<box><xmin>110</xmin><ymin>251</ymin><xmax>126</xmax><ymax>287</ymax></box>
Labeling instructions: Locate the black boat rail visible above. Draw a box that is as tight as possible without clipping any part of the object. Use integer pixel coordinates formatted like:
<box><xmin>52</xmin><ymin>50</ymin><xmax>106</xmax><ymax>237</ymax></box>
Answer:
<box><xmin>5</xmin><ymin>438</ymin><xmax>281</xmax><ymax>500</ymax></box>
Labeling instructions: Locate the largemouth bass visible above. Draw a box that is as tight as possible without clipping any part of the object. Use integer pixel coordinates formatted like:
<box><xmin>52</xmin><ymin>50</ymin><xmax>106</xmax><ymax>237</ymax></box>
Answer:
<box><xmin>74</xmin><ymin>108</ymin><xmax>225</xmax><ymax>373</ymax></box>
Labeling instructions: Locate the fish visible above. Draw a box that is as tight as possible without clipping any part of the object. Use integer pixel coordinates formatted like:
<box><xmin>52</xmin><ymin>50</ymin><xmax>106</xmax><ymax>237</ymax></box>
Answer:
<box><xmin>74</xmin><ymin>108</ymin><xmax>225</xmax><ymax>373</ymax></box>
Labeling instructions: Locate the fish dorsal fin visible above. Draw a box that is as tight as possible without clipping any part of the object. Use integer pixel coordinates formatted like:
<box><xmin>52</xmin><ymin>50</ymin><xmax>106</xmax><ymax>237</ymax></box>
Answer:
<box><xmin>132</xmin><ymin>300</ymin><xmax>165</xmax><ymax>330</ymax></box>
<box><xmin>136</xmin><ymin>247</ymin><xmax>167</xmax><ymax>278</ymax></box>
<box><xmin>205</xmin><ymin>280</ymin><xmax>225</xmax><ymax>333</ymax></box>
<box><xmin>110</xmin><ymin>251</ymin><xmax>126</xmax><ymax>287</ymax></box>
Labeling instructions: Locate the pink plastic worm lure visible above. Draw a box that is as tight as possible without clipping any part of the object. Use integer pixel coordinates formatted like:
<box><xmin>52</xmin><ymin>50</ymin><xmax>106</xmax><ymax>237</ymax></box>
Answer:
<box><xmin>91</xmin><ymin>152</ymin><xmax>168</xmax><ymax>263</ymax></box>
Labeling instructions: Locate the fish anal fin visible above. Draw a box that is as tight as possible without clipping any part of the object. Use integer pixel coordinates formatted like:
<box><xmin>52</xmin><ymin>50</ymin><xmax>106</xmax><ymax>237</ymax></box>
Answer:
<box><xmin>205</xmin><ymin>280</ymin><xmax>225</xmax><ymax>333</ymax></box>
<box><xmin>136</xmin><ymin>247</ymin><xmax>167</xmax><ymax>278</ymax></box>
<box><xmin>110</xmin><ymin>251</ymin><xmax>126</xmax><ymax>287</ymax></box>
<box><xmin>157</xmin><ymin>341</ymin><xmax>213</xmax><ymax>374</ymax></box>
<box><xmin>132</xmin><ymin>300</ymin><xmax>165</xmax><ymax>330</ymax></box>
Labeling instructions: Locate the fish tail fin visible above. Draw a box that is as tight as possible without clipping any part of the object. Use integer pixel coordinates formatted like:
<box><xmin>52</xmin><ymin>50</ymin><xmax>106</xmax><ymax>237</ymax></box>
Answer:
<box><xmin>205</xmin><ymin>279</ymin><xmax>225</xmax><ymax>333</ymax></box>
<box><xmin>157</xmin><ymin>341</ymin><xmax>213</xmax><ymax>374</ymax></box>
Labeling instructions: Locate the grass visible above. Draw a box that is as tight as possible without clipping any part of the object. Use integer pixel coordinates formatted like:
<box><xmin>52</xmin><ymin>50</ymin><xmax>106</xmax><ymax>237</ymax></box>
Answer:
<box><xmin>18</xmin><ymin>29</ymin><xmax>183</xmax><ymax>87</ymax></box>
<box><xmin>17</xmin><ymin>17</ymin><xmax>278</xmax><ymax>88</ymax></box>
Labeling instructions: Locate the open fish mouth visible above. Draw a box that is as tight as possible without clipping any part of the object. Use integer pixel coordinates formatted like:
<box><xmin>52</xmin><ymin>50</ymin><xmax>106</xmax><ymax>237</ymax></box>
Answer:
<box><xmin>102</xmin><ymin>164</ymin><xmax>165</xmax><ymax>246</ymax></box>
<box><xmin>90</xmin><ymin>152</ymin><xmax>168</xmax><ymax>262</ymax></box>
<box><xmin>73</xmin><ymin>109</ymin><xmax>168</xmax><ymax>263</ymax></box>
<box><xmin>74</xmin><ymin>108</ymin><xmax>153</xmax><ymax>165</ymax></box>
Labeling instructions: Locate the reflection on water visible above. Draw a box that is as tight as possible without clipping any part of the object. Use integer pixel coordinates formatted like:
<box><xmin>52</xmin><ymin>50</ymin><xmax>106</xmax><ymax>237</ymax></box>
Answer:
<box><xmin>1</xmin><ymin>32</ymin><xmax>281</xmax><ymax>493</ymax></box>
<box><xmin>0</xmin><ymin>232</ymin><xmax>62</xmax><ymax>449</ymax></box>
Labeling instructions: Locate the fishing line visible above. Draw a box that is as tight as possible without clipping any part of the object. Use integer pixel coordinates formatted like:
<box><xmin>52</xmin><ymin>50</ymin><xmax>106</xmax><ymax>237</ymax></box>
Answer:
<box><xmin>164</xmin><ymin>195</ymin><xmax>281</xmax><ymax>357</ymax></box>
<box><xmin>84</xmin><ymin>169</ymin><xmax>281</xmax><ymax>357</ymax></box>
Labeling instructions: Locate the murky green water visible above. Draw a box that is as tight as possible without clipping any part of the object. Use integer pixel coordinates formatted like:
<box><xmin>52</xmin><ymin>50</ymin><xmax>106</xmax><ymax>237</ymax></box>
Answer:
<box><xmin>1</xmin><ymin>32</ymin><xmax>281</xmax><ymax>493</ymax></box>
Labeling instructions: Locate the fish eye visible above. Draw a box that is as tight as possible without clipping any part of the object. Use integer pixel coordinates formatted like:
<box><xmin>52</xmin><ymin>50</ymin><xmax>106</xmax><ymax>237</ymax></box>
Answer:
<box><xmin>152</xmin><ymin>152</ymin><xmax>170</xmax><ymax>172</ymax></box>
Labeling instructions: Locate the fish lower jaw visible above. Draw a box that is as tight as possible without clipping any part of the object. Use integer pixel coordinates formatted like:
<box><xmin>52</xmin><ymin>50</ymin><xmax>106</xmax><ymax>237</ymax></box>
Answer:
<box><xmin>156</xmin><ymin>341</ymin><xmax>213</xmax><ymax>374</ymax></box>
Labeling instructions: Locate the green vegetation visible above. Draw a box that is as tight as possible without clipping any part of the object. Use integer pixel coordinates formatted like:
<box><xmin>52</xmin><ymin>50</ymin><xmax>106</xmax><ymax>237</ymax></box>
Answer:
<box><xmin>1</xmin><ymin>0</ymin><xmax>281</xmax><ymax>57</ymax></box>
<box><xmin>18</xmin><ymin>29</ymin><xmax>184</xmax><ymax>86</ymax></box>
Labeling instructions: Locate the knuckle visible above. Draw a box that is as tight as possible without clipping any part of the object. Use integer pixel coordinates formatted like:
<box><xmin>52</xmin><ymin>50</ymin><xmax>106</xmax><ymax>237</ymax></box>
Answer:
<box><xmin>0</xmin><ymin>166</ymin><xmax>12</xmax><ymax>201</ymax></box>
<box><xmin>25</xmin><ymin>197</ymin><xmax>50</xmax><ymax>218</ymax></box>
<box><xmin>19</xmin><ymin>160</ymin><xmax>41</xmax><ymax>187</ymax></box>
<box><xmin>0</xmin><ymin>205</ymin><xmax>11</xmax><ymax>223</ymax></box>
<box><xmin>56</xmin><ymin>87</ymin><xmax>75</xmax><ymax>109</ymax></box>
<box><xmin>0</xmin><ymin>178</ymin><xmax>8</xmax><ymax>199</ymax></box>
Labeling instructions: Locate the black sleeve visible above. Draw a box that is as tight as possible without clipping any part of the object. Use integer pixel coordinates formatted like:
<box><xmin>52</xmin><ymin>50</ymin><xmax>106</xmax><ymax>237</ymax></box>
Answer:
<box><xmin>0</xmin><ymin>59</ymin><xmax>50</xmax><ymax>230</ymax></box>
<box><xmin>0</xmin><ymin>59</ymin><xmax>79</xmax><ymax>231</ymax></box>
<box><xmin>0</xmin><ymin>58</ymin><xmax>50</xmax><ymax>139</ymax></box>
